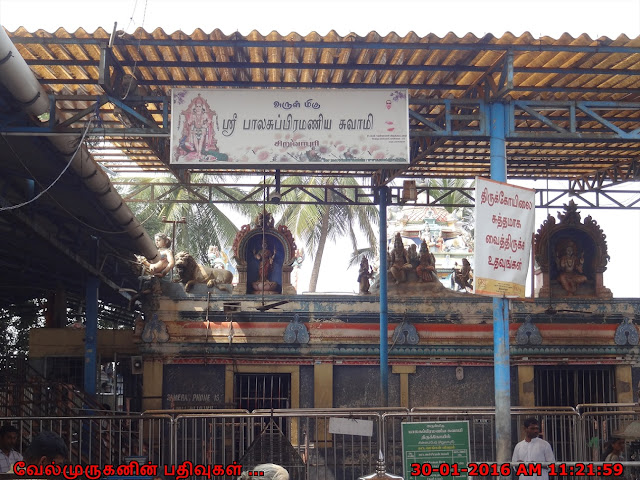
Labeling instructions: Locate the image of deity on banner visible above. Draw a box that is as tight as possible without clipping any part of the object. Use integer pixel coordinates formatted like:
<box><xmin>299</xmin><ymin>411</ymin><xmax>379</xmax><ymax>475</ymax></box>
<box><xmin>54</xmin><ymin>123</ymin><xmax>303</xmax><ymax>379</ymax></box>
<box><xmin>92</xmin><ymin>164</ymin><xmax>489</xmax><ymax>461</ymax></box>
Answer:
<box><xmin>174</xmin><ymin>93</ymin><xmax>229</xmax><ymax>162</ymax></box>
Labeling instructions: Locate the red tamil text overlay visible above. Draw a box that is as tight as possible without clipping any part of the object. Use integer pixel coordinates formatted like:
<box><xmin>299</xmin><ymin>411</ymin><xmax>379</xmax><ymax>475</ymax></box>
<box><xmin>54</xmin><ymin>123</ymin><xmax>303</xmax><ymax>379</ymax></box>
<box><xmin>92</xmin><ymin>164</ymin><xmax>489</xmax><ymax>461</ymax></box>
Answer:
<box><xmin>12</xmin><ymin>460</ymin><xmax>244</xmax><ymax>480</ymax></box>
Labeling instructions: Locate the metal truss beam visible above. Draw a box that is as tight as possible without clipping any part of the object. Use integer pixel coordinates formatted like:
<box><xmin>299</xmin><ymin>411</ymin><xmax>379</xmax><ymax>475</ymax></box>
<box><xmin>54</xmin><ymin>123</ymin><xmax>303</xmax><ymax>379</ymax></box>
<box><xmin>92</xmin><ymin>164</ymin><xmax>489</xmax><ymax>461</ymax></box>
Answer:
<box><xmin>569</xmin><ymin>159</ymin><xmax>640</xmax><ymax>192</ymax></box>
<box><xmin>0</xmin><ymin>194</ymin><xmax>132</xmax><ymax>299</ymax></box>
<box><xmin>113</xmin><ymin>181</ymin><xmax>640</xmax><ymax>209</ymax></box>
<box><xmin>2</xmin><ymin>96</ymin><xmax>640</xmax><ymax>144</ymax></box>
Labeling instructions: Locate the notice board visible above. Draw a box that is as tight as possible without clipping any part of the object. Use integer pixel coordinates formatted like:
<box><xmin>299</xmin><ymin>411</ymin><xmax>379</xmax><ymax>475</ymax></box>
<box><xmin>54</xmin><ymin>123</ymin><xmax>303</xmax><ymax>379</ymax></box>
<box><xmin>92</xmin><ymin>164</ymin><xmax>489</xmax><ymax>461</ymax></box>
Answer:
<box><xmin>401</xmin><ymin>421</ymin><xmax>471</xmax><ymax>480</ymax></box>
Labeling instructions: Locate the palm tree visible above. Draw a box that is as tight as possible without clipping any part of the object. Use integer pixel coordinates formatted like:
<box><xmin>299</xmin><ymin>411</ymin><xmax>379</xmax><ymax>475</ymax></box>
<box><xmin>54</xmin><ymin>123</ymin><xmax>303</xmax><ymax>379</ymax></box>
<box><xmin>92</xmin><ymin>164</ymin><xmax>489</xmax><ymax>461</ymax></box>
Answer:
<box><xmin>276</xmin><ymin>176</ymin><xmax>379</xmax><ymax>292</ymax></box>
<box><xmin>420</xmin><ymin>178</ymin><xmax>474</xmax><ymax>213</ymax></box>
<box><xmin>116</xmin><ymin>174</ymin><xmax>260</xmax><ymax>265</ymax></box>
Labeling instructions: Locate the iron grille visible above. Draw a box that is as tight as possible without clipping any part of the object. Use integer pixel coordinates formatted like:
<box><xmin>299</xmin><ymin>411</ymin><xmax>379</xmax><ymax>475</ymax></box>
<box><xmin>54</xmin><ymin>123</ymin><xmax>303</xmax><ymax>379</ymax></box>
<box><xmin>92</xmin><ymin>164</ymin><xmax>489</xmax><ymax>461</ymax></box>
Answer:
<box><xmin>234</xmin><ymin>373</ymin><xmax>291</xmax><ymax>411</ymax></box>
<box><xmin>534</xmin><ymin>366</ymin><xmax>615</xmax><ymax>406</ymax></box>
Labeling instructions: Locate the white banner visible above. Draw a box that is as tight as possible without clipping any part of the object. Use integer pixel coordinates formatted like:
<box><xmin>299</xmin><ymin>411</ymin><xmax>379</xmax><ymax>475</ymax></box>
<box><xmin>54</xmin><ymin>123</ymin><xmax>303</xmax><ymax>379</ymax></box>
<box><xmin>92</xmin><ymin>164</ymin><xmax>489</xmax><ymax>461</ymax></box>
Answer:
<box><xmin>170</xmin><ymin>88</ymin><xmax>409</xmax><ymax>168</ymax></box>
<box><xmin>474</xmin><ymin>177</ymin><xmax>535</xmax><ymax>298</ymax></box>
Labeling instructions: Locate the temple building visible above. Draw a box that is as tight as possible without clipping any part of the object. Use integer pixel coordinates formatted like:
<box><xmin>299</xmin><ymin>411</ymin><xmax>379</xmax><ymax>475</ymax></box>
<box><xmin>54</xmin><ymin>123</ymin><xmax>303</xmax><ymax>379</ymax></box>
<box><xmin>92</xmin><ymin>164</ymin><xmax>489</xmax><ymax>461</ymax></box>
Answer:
<box><xmin>28</xmin><ymin>205</ymin><xmax>640</xmax><ymax>413</ymax></box>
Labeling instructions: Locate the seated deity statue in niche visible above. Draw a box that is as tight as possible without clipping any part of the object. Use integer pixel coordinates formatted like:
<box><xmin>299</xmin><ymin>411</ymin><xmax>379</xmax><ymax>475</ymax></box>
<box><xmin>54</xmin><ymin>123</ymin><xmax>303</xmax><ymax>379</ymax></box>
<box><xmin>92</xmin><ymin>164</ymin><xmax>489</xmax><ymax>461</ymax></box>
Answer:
<box><xmin>388</xmin><ymin>233</ymin><xmax>413</xmax><ymax>284</ymax></box>
<box><xmin>555</xmin><ymin>239</ymin><xmax>588</xmax><ymax>295</ymax></box>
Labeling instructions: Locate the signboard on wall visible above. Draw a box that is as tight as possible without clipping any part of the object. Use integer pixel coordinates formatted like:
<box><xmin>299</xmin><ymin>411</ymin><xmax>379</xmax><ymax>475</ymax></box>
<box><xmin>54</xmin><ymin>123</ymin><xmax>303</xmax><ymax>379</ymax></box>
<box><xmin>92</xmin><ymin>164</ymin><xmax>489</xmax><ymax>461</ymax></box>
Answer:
<box><xmin>402</xmin><ymin>421</ymin><xmax>471</xmax><ymax>480</ymax></box>
<box><xmin>162</xmin><ymin>364</ymin><xmax>226</xmax><ymax>409</ymax></box>
<box><xmin>474</xmin><ymin>177</ymin><xmax>535</xmax><ymax>298</ymax></box>
<box><xmin>170</xmin><ymin>88</ymin><xmax>409</xmax><ymax>168</ymax></box>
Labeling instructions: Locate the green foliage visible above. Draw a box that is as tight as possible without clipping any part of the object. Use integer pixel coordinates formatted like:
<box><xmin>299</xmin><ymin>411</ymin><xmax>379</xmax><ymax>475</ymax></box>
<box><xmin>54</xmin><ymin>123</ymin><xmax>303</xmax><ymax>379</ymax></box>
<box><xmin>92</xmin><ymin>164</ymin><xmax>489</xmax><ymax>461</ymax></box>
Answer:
<box><xmin>275</xmin><ymin>176</ymin><xmax>378</xmax><ymax>292</ymax></box>
<box><xmin>0</xmin><ymin>300</ymin><xmax>44</xmax><ymax>355</ymax></box>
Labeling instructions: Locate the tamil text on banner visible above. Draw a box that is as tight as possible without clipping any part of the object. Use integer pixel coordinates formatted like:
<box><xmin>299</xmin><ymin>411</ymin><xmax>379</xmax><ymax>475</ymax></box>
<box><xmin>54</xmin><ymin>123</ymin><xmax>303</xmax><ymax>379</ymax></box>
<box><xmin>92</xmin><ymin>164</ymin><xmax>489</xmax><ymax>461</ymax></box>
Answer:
<box><xmin>170</xmin><ymin>88</ymin><xmax>409</xmax><ymax>168</ymax></box>
<box><xmin>474</xmin><ymin>177</ymin><xmax>535</xmax><ymax>297</ymax></box>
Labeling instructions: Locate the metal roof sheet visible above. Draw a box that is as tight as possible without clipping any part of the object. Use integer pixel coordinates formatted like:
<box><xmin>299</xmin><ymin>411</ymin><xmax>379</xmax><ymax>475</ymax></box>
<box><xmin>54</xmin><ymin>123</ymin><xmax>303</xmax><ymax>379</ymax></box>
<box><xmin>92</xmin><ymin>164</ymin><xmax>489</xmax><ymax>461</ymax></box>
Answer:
<box><xmin>4</xmin><ymin>27</ymin><xmax>640</xmax><ymax>182</ymax></box>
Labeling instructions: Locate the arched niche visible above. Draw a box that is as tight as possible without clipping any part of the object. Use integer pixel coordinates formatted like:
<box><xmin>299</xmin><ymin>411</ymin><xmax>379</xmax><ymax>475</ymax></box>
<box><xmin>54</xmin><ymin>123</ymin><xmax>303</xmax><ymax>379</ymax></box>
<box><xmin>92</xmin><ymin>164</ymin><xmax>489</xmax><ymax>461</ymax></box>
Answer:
<box><xmin>232</xmin><ymin>212</ymin><xmax>298</xmax><ymax>295</ymax></box>
<box><xmin>534</xmin><ymin>200</ymin><xmax>612</xmax><ymax>298</ymax></box>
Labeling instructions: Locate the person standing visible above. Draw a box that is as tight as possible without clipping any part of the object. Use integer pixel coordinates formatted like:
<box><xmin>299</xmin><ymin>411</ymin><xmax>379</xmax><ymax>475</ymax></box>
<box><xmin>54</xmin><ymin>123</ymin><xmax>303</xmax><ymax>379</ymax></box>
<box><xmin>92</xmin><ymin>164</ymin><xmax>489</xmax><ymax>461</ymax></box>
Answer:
<box><xmin>512</xmin><ymin>417</ymin><xmax>555</xmax><ymax>480</ymax></box>
<box><xmin>0</xmin><ymin>424</ymin><xmax>23</xmax><ymax>473</ymax></box>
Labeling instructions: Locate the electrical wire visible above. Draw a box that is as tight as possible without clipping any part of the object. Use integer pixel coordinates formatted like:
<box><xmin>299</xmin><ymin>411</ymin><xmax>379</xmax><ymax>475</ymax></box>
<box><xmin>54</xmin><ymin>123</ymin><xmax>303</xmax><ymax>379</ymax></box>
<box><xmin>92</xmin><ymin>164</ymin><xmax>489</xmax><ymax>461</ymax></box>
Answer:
<box><xmin>121</xmin><ymin>0</ymin><xmax>149</xmax><ymax>101</ymax></box>
<box><xmin>0</xmin><ymin>126</ymin><xmax>159</xmax><ymax>234</ymax></box>
<box><xmin>0</xmin><ymin>119</ymin><xmax>93</xmax><ymax>212</ymax></box>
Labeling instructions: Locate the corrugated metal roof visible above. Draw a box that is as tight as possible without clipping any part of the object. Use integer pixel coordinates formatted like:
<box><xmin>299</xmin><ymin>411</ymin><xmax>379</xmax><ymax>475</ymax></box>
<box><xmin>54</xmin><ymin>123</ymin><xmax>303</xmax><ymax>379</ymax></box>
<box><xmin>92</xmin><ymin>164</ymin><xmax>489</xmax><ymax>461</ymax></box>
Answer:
<box><xmin>5</xmin><ymin>27</ymin><xmax>640</xmax><ymax>181</ymax></box>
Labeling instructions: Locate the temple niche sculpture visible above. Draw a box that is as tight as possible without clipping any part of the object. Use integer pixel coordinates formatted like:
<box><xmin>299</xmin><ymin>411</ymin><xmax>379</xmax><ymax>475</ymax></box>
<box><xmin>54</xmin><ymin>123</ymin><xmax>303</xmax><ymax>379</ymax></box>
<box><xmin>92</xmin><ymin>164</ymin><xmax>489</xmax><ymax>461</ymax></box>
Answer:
<box><xmin>534</xmin><ymin>200</ymin><xmax>612</xmax><ymax>299</ymax></box>
<box><xmin>372</xmin><ymin>233</ymin><xmax>448</xmax><ymax>295</ymax></box>
<box><xmin>232</xmin><ymin>212</ymin><xmax>298</xmax><ymax>295</ymax></box>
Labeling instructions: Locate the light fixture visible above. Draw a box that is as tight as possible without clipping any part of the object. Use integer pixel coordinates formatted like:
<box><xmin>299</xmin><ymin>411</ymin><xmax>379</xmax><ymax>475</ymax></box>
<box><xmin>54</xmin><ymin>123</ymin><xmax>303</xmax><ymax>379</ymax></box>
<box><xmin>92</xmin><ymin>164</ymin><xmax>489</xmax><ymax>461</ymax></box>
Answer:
<box><xmin>402</xmin><ymin>180</ymin><xmax>417</xmax><ymax>202</ymax></box>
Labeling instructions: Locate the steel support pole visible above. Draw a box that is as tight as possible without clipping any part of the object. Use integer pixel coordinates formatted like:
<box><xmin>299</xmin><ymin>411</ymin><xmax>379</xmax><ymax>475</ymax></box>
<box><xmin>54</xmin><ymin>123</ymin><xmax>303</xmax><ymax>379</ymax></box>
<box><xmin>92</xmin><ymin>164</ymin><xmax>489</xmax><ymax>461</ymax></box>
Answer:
<box><xmin>84</xmin><ymin>276</ymin><xmax>99</xmax><ymax>396</ymax></box>
<box><xmin>489</xmin><ymin>102</ymin><xmax>511</xmax><ymax>464</ymax></box>
<box><xmin>378</xmin><ymin>186</ymin><xmax>389</xmax><ymax>407</ymax></box>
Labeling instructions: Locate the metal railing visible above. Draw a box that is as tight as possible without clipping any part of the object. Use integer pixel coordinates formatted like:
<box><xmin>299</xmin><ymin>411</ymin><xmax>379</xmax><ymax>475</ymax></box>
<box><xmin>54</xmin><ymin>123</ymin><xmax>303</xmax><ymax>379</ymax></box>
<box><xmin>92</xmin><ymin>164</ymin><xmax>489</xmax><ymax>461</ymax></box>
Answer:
<box><xmin>2</xmin><ymin>405</ymin><xmax>640</xmax><ymax>480</ymax></box>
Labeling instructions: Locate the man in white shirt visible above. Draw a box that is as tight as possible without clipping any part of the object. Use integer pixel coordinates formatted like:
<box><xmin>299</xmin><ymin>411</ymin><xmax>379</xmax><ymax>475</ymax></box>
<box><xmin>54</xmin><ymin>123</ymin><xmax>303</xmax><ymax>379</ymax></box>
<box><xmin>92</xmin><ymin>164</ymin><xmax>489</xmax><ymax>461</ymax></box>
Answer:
<box><xmin>512</xmin><ymin>417</ymin><xmax>555</xmax><ymax>480</ymax></box>
<box><xmin>0</xmin><ymin>424</ymin><xmax>23</xmax><ymax>473</ymax></box>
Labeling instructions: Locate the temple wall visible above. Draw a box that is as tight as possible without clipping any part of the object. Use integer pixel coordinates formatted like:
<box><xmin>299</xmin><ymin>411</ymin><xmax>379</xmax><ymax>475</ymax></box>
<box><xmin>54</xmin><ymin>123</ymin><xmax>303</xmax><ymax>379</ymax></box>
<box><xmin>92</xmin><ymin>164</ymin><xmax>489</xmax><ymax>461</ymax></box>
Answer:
<box><xmin>28</xmin><ymin>283</ymin><xmax>640</xmax><ymax>411</ymax></box>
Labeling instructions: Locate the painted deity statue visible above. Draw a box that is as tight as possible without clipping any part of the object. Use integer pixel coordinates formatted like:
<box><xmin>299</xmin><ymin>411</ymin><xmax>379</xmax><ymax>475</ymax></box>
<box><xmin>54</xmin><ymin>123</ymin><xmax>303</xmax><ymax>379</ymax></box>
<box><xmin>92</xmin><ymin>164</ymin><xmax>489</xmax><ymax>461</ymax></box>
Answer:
<box><xmin>208</xmin><ymin>245</ymin><xmax>226</xmax><ymax>269</ymax></box>
<box><xmin>454</xmin><ymin>258</ymin><xmax>473</xmax><ymax>291</ymax></box>
<box><xmin>357</xmin><ymin>256</ymin><xmax>374</xmax><ymax>294</ymax></box>
<box><xmin>138</xmin><ymin>233</ymin><xmax>174</xmax><ymax>278</ymax></box>
<box><xmin>388</xmin><ymin>233</ymin><xmax>412</xmax><ymax>284</ymax></box>
<box><xmin>254</xmin><ymin>240</ymin><xmax>275</xmax><ymax>283</ymax></box>
<box><xmin>555</xmin><ymin>239</ymin><xmax>588</xmax><ymax>295</ymax></box>
<box><xmin>415</xmin><ymin>240</ymin><xmax>437</xmax><ymax>282</ymax></box>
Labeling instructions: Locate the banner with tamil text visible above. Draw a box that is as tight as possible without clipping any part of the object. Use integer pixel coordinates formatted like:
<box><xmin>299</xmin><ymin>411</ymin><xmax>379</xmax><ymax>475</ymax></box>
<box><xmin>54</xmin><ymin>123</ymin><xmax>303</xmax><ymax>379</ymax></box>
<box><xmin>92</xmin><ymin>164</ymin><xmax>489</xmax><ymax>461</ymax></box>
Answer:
<box><xmin>474</xmin><ymin>177</ymin><xmax>535</xmax><ymax>298</ymax></box>
<box><xmin>170</xmin><ymin>88</ymin><xmax>409</xmax><ymax>168</ymax></box>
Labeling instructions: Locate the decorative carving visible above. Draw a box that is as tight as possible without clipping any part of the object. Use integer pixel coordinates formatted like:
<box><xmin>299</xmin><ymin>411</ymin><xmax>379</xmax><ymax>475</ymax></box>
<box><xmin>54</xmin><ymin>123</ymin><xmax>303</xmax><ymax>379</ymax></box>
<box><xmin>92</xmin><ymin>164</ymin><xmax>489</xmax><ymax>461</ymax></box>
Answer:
<box><xmin>534</xmin><ymin>200</ymin><xmax>612</xmax><ymax>298</ymax></box>
<box><xmin>357</xmin><ymin>257</ymin><xmax>374</xmax><ymax>294</ymax></box>
<box><xmin>232</xmin><ymin>212</ymin><xmax>298</xmax><ymax>295</ymax></box>
<box><xmin>415</xmin><ymin>240</ymin><xmax>437</xmax><ymax>283</ymax></box>
<box><xmin>516</xmin><ymin>315</ymin><xmax>543</xmax><ymax>345</ymax></box>
<box><xmin>142</xmin><ymin>314</ymin><xmax>169</xmax><ymax>343</ymax></box>
<box><xmin>174</xmin><ymin>252</ymin><xmax>233</xmax><ymax>292</ymax></box>
<box><xmin>136</xmin><ymin>233</ymin><xmax>175</xmax><ymax>278</ymax></box>
<box><xmin>284</xmin><ymin>314</ymin><xmax>310</xmax><ymax>344</ymax></box>
<box><xmin>373</xmin><ymin>234</ymin><xmax>448</xmax><ymax>296</ymax></box>
<box><xmin>454</xmin><ymin>258</ymin><xmax>473</xmax><ymax>291</ymax></box>
<box><xmin>614</xmin><ymin>318</ymin><xmax>639</xmax><ymax>346</ymax></box>
<box><xmin>392</xmin><ymin>321</ymin><xmax>420</xmax><ymax>345</ymax></box>
<box><xmin>128</xmin><ymin>275</ymin><xmax>162</xmax><ymax>313</ymax></box>
<box><xmin>388</xmin><ymin>233</ymin><xmax>412</xmax><ymax>284</ymax></box>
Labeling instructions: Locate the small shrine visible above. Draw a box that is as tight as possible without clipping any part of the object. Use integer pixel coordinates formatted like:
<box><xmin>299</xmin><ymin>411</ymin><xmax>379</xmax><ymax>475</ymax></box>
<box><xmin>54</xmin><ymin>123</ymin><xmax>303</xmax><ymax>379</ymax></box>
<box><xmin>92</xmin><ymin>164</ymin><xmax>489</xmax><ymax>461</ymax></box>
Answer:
<box><xmin>534</xmin><ymin>200</ymin><xmax>612</xmax><ymax>299</ymax></box>
<box><xmin>232</xmin><ymin>212</ymin><xmax>298</xmax><ymax>294</ymax></box>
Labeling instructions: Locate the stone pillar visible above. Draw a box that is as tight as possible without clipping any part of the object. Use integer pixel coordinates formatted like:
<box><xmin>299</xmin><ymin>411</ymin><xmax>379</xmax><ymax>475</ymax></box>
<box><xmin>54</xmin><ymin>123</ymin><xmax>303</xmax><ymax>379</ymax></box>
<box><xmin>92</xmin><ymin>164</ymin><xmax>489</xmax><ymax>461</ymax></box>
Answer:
<box><xmin>315</xmin><ymin>362</ymin><xmax>333</xmax><ymax>445</ymax></box>
<box><xmin>234</xmin><ymin>265</ymin><xmax>248</xmax><ymax>294</ymax></box>
<box><xmin>615</xmin><ymin>365</ymin><xmax>633</xmax><ymax>403</ymax></box>
<box><xmin>142</xmin><ymin>357</ymin><xmax>163</xmax><ymax>411</ymax></box>
<box><xmin>517</xmin><ymin>365</ymin><xmax>535</xmax><ymax>406</ymax></box>
<box><xmin>392</xmin><ymin>365</ymin><xmax>416</xmax><ymax>408</ymax></box>
<box><xmin>314</xmin><ymin>363</ymin><xmax>333</xmax><ymax>408</ymax></box>
<box><xmin>282</xmin><ymin>265</ymin><xmax>296</xmax><ymax>294</ymax></box>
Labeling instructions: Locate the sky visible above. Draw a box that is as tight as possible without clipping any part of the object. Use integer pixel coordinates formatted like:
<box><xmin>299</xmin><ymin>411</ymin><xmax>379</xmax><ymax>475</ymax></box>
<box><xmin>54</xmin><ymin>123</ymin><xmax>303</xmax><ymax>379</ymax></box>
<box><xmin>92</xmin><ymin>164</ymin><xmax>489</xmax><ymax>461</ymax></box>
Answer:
<box><xmin>1</xmin><ymin>0</ymin><xmax>639</xmax><ymax>38</ymax></box>
<box><xmin>1</xmin><ymin>0</ymin><xmax>639</xmax><ymax>297</ymax></box>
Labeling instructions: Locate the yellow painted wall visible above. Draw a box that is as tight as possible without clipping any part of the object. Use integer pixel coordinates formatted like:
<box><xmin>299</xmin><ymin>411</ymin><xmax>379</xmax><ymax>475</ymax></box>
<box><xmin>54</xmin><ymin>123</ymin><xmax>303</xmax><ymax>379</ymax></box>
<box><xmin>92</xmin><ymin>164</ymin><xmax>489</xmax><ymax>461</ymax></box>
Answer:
<box><xmin>29</xmin><ymin>328</ymin><xmax>138</xmax><ymax>359</ymax></box>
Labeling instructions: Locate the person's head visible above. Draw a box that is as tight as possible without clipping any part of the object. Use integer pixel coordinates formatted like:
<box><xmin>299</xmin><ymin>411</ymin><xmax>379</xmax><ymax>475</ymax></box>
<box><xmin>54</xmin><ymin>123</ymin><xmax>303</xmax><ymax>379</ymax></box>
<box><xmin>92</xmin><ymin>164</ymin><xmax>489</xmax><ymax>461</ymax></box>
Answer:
<box><xmin>155</xmin><ymin>233</ymin><xmax>171</xmax><ymax>249</ymax></box>
<box><xmin>610</xmin><ymin>437</ymin><xmax>625</xmax><ymax>454</ymax></box>
<box><xmin>523</xmin><ymin>417</ymin><xmax>540</xmax><ymax>440</ymax></box>
<box><xmin>0</xmin><ymin>424</ymin><xmax>19</xmax><ymax>452</ymax></box>
<box><xmin>23</xmin><ymin>431</ymin><xmax>68</xmax><ymax>466</ymax></box>
<box><xmin>239</xmin><ymin>464</ymin><xmax>289</xmax><ymax>480</ymax></box>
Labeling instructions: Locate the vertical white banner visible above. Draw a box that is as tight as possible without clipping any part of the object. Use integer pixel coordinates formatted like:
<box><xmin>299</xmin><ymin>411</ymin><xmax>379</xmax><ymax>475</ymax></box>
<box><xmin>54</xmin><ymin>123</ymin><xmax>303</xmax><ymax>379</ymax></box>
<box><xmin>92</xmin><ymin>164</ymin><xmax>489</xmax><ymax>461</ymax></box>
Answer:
<box><xmin>474</xmin><ymin>177</ymin><xmax>535</xmax><ymax>298</ymax></box>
